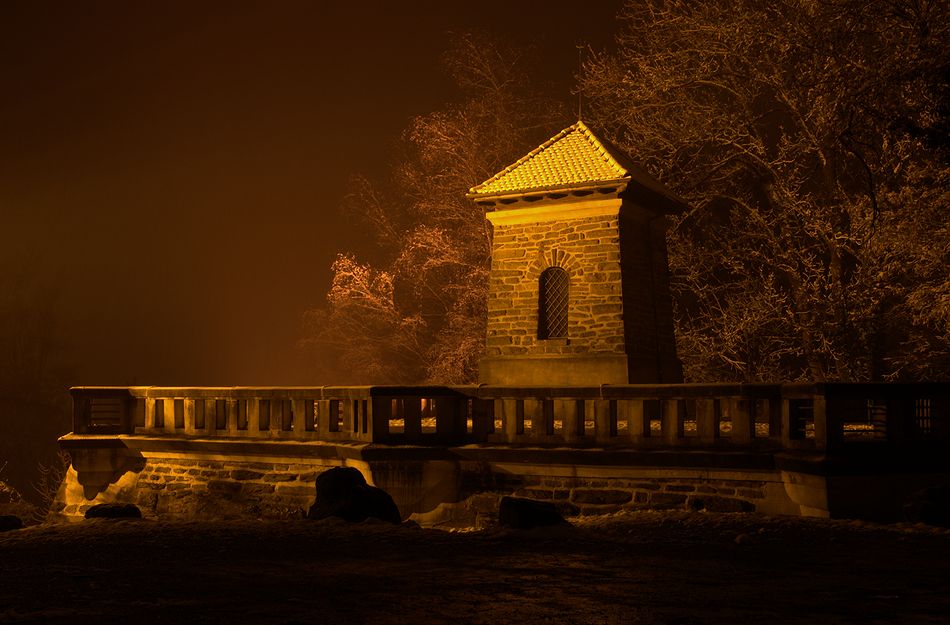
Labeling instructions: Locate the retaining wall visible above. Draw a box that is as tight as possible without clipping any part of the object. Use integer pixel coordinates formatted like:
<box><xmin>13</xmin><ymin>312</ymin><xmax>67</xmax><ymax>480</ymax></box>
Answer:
<box><xmin>51</xmin><ymin>440</ymin><xmax>837</xmax><ymax>525</ymax></box>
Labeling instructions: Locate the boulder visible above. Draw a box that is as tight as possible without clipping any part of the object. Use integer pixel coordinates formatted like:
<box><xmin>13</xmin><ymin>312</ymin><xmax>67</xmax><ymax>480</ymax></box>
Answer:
<box><xmin>498</xmin><ymin>496</ymin><xmax>567</xmax><ymax>530</ymax></box>
<box><xmin>904</xmin><ymin>486</ymin><xmax>950</xmax><ymax>527</ymax></box>
<box><xmin>0</xmin><ymin>515</ymin><xmax>23</xmax><ymax>532</ymax></box>
<box><xmin>307</xmin><ymin>467</ymin><xmax>401</xmax><ymax>525</ymax></box>
<box><xmin>85</xmin><ymin>503</ymin><xmax>142</xmax><ymax>519</ymax></box>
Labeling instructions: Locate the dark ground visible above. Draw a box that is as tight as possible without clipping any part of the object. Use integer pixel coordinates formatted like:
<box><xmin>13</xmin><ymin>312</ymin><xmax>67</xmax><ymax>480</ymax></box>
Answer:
<box><xmin>1</xmin><ymin>511</ymin><xmax>949</xmax><ymax>625</ymax></box>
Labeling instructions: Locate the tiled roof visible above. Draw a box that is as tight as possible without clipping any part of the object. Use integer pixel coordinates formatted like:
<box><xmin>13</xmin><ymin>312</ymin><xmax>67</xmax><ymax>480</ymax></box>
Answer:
<box><xmin>468</xmin><ymin>121</ymin><xmax>632</xmax><ymax>197</ymax></box>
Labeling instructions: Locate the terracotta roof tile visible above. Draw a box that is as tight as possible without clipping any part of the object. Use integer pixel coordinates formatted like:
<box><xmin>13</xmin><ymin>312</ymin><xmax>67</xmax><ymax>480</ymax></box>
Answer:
<box><xmin>468</xmin><ymin>121</ymin><xmax>631</xmax><ymax>197</ymax></box>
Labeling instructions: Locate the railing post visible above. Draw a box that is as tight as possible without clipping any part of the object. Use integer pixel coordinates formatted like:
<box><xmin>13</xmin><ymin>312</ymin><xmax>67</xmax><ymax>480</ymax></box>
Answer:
<box><xmin>501</xmin><ymin>399</ymin><xmax>518</xmax><ymax>442</ymax></box>
<box><xmin>164</xmin><ymin>399</ymin><xmax>177</xmax><ymax>434</ymax></box>
<box><xmin>404</xmin><ymin>397</ymin><xmax>422</xmax><ymax>440</ymax></box>
<box><xmin>317</xmin><ymin>400</ymin><xmax>332</xmax><ymax>436</ymax></box>
<box><xmin>246</xmin><ymin>399</ymin><xmax>260</xmax><ymax>436</ymax></box>
<box><xmin>620</xmin><ymin>399</ymin><xmax>646</xmax><ymax>443</ymax></box>
<box><xmin>472</xmin><ymin>398</ymin><xmax>494</xmax><ymax>441</ymax></box>
<box><xmin>292</xmin><ymin>399</ymin><xmax>308</xmax><ymax>434</ymax></box>
<box><xmin>184</xmin><ymin>399</ymin><xmax>196</xmax><ymax>435</ymax></box>
<box><xmin>434</xmin><ymin>397</ymin><xmax>462</xmax><ymax>442</ymax></box>
<box><xmin>814</xmin><ymin>393</ymin><xmax>829</xmax><ymax>451</ymax></box>
<box><xmin>767</xmin><ymin>397</ymin><xmax>782</xmax><ymax>441</ymax></box>
<box><xmin>595</xmin><ymin>399</ymin><xmax>612</xmax><ymax>444</ymax></box>
<box><xmin>132</xmin><ymin>397</ymin><xmax>146</xmax><ymax>430</ymax></box>
<box><xmin>525</xmin><ymin>399</ymin><xmax>543</xmax><ymax>440</ymax></box>
<box><xmin>348</xmin><ymin>400</ymin><xmax>358</xmax><ymax>435</ymax></box>
<box><xmin>780</xmin><ymin>397</ymin><xmax>794</xmax><ymax>448</ymax></box>
<box><xmin>560</xmin><ymin>399</ymin><xmax>578</xmax><ymax>442</ymax></box>
<box><xmin>371</xmin><ymin>397</ymin><xmax>390</xmax><ymax>442</ymax></box>
<box><xmin>203</xmin><ymin>399</ymin><xmax>215</xmax><ymax>435</ymax></box>
<box><xmin>144</xmin><ymin>398</ymin><xmax>156</xmax><ymax>431</ymax></box>
<box><xmin>227</xmin><ymin>399</ymin><xmax>239</xmax><ymax>435</ymax></box>
<box><xmin>696</xmin><ymin>398</ymin><xmax>717</xmax><ymax>445</ymax></box>
<box><xmin>732</xmin><ymin>398</ymin><xmax>754</xmax><ymax>444</ymax></box>
<box><xmin>662</xmin><ymin>399</ymin><xmax>680</xmax><ymax>445</ymax></box>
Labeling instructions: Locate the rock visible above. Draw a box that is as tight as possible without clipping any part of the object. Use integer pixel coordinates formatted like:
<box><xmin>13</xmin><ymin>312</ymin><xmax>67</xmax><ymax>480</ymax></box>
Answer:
<box><xmin>85</xmin><ymin>503</ymin><xmax>142</xmax><ymax>519</ymax></box>
<box><xmin>0</xmin><ymin>515</ymin><xmax>23</xmax><ymax>532</ymax></box>
<box><xmin>904</xmin><ymin>487</ymin><xmax>950</xmax><ymax>527</ymax></box>
<box><xmin>734</xmin><ymin>533</ymin><xmax>752</xmax><ymax>545</ymax></box>
<box><xmin>498</xmin><ymin>496</ymin><xmax>567</xmax><ymax>530</ymax></box>
<box><xmin>307</xmin><ymin>467</ymin><xmax>401</xmax><ymax>525</ymax></box>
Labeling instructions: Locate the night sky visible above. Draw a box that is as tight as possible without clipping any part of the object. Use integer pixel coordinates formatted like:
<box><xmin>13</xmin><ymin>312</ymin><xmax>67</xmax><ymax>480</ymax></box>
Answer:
<box><xmin>1</xmin><ymin>1</ymin><xmax>622</xmax><ymax>386</ymax></box>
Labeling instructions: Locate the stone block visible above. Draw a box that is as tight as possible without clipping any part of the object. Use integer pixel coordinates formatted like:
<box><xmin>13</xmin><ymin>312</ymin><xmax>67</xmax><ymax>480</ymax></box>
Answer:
<box><xmin>687</xmin><ymin>496</ymin><xmax>755</xmax><ymax>513</ymax></box>
<box><xmin>231</xmin><ymin>470</ymin><xmax>264</xmax><ymax>481</ymax></box>
<box><xmin>736</xmin><ymin>488</ymin><xmax>765</xmax><ymax>499</ymax></box>
<box><xmin>243</xmin><ymin>463</ymin><xmax>276</xmax><ymax>471</ymax></box>
<box><xmin>243</xmin><ymin>483</ymin><xmax>276</xmax><ymax>496</ymax></box>
<box><xmin>571</xmin><ymin>489</ymin><xmax>633</xmax><ymax>505</ymax></box>
<box><xmin>649</xmin><ymin>492</ymin><xmax>687</xmax><ymax>507</ymax></box>
<box><xmin>514</xmin><ymin>488</ymin><xmax>554</xmax><ymax>500</ymax></box>
<box><xmin>274</xmin><ymin>485</ymin><xmax>316</xmax><ymax>497</ymax></box>
<box><xmin>208</xmin><ymin>480</ymin><xmax>242</xmax><ymax>494</ymax></box>
<box><xmin>263</xmin><ymin>474</ymin><xmax>297</xmax><ymax>482</ymax></box>
<box><xmin>578</xmin><ymin>504</ymin><xmax>622</xmax><ymax>515</ymax></box>
<box><xmin>665</xmin><ymin>484</ymin><xmax>695</xmax><ymax>493</ymax></box>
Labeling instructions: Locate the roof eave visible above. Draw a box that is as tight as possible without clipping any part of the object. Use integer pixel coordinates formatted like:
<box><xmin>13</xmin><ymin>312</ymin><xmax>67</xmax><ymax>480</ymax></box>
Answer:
<box><xmin>466</xmin><ymin>177</ymin><xmax>631</xmax><ymax>203</ymax></box>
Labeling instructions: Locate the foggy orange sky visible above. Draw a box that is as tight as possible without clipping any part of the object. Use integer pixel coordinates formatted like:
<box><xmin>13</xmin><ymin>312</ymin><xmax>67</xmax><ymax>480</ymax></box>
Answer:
<box><xmin>1</xmin><ymin>1</ymin><xmax>621</xmax><ymax>386</ymax></box>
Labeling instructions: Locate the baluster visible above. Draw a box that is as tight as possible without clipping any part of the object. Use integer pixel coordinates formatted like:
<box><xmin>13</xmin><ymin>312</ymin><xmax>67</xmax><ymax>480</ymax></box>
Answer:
<box><xmin>661</xmin><ymin>399</ymin><xmax>680</xmax><ymax>444</ymax></box>
<box><xmin>732</xmin><ymin>399</ymin><xmax>754</xmax><ymax>444</ymax></box>
<box><xmin>184</xmin><ymin>399</ymin><xmax>196</xmax><ymax>435</ymax></box>
<box><xmin>594</xmin><ymin>399</ymin><xmax>612</xmax><ymax>444</ymax></box>
<box><xmin>696</xmin><ymin>398</ymin><xmax>717</xmax><ymax>444</ymax></box>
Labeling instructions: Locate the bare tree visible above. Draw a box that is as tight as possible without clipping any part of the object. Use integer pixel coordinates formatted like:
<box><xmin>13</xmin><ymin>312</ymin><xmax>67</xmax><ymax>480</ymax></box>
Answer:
<box><xmin>581</xmin><ymin>0</ymin><xmax>950</xmax><ymax>381</ymax></box>
<box><xmin>301</xmin><ymin>34</ymin><xmax>568</xmax><ymax>384</ymax></box>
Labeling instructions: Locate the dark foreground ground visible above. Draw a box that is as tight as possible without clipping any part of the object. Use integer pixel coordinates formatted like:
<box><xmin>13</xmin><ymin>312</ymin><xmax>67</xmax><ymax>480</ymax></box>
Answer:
<box><xmin>1</xmin><ymin>511</ymin><xmax>949</xmax><ymax>625</ymax></box>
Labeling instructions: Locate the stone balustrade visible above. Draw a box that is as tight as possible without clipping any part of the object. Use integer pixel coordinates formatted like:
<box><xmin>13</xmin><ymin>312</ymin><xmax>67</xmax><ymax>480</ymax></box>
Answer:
<box><xmin>70</xmin><ymin>383</ymin><xmax>949</xmax><ymax>453</ymax></box>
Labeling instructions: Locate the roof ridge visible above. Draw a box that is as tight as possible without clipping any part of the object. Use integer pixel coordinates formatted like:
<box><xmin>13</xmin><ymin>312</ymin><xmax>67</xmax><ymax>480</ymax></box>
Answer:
<box><xmin>468</xmin><ymin>123</ymin><xmax>578</xmax><ymax>195</ymax></box>
<box><xmin>576</xmin><ymin>120</ymin><xmax>634</xmax><ymax>175</ymax></box>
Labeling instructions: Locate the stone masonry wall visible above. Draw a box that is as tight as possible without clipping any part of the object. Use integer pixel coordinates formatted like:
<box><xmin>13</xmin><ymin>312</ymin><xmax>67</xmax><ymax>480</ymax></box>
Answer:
<box><xmin>416</xmin><ymin>471</ymin><xmax>772</xmax><ymax>529</ymax></box>
<box><xmin>485</xmin><ymin>212</ymin><xmax>626</xmax><ymax>357</ymax></box>
<box><xmin>618</xmin><ymin>208</ymin><xmax>682</xmax><ymax>382</ymax></box>
<box><xmin>53</xmin><ymin>457</ymin><xmax>329</xmax><ymax>521</ymax></box>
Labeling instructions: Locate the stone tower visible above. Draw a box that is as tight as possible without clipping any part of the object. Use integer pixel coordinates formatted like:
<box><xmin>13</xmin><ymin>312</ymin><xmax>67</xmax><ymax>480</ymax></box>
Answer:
<box><xmin>469</xmin><ymin>121</ymin><xmax>684</xmax><ymax>385</ymax></box>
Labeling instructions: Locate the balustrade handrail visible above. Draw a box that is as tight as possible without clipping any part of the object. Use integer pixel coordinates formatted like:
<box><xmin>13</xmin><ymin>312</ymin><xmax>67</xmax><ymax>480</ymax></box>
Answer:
<box><xmin>69</xmin><ymin>382</ymin><xmax>949</xmax><ymax>452</ymax></box>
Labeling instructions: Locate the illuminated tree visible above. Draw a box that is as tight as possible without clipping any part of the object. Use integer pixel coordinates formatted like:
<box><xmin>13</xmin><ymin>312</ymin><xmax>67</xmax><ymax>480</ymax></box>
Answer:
<box><xmin>301</xmin><ymin>34</ymin><xmax>568</xmax><ymax>383</ymax></box>
<box><xmin>581</xmin><ymin>0</ymin><xmax>950</xmax><ymax>381</ymax></box>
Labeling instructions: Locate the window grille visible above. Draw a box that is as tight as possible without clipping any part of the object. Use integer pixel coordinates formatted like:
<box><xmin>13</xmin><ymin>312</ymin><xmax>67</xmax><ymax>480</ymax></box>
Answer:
<box><xmin>916</xmin><ymin>398</ymin><xmax>933</xmax><ymax>436</ymax></box>
<box><xmin>538</xmin><ymin>267</ymin><xmax>569</xmax><ymax>339</ymax></box>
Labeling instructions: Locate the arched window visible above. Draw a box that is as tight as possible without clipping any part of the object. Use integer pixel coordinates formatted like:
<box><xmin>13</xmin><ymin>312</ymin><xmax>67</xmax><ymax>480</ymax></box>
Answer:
<box><xmin>538</xmin><ymin>267</ymin><xmax>569</xmax><ymax>339</ymax></box>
